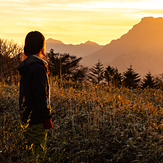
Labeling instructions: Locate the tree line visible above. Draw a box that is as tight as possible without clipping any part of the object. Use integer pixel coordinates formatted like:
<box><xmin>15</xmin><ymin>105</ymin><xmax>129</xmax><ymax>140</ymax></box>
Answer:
<box><xmin>48</xmin><ymin>49</ymin><xmax>163</xmax><ymax>89</ymax></box>
<box><xmin>88</xmin><ymin>60</ymin><xmax>161</xmax><ymax>89</ymax></box>
<box><xmin>0</xmin><ymin>38</ymin><xmax>163</xmax><ymax>89</ymax></box>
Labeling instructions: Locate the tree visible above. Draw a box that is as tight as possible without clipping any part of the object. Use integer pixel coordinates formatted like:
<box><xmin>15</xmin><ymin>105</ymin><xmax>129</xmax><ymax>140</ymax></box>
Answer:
<box><xmin>154</xmin><ymin>74</ymin><xmax>163</xmax><ymax>89</ymax></box>
<box><xmin>88</xmin><ymin>60</ymin><xmax>105</xmax><ymax>84</ymax></box>
<box><xmin>141</xmin><ymin>72</ymin><xmax>155</xmax><ymax>89</ymax></box>
<box><xmin>0</xmin><ymin>38</ymin><xmax>23</xmax><ymax>84</ymax></box>
<box><xmin>47</xmin><ymin>49</ymin><xmax>88</xmax><ymax>81</ymax></box>
<box><xmin>105</xmin><ymin>65</ymin><xmax>114</xmax><ymax>85</ymax></box>
<box><xmin>105</xmin><ymin>65</ymin><xmax>122</xmax><ymax>87</ymax></box>
<box><xmin>123</xmin><ymin>65</ymin><xmax>141</xmax><ymax>89</ymax></box>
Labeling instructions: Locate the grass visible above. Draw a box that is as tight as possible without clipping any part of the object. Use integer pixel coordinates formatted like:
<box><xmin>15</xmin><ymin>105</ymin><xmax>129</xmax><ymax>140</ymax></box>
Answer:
<box><xmin>1</xmin><ymin>79</ymin><xmax>163</xmax><ymax>162</ymax></box>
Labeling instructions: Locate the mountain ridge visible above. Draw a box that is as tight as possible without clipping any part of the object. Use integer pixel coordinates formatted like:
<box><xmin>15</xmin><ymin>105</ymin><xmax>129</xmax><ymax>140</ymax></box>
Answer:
<box><xmin>81</xmin><ymin>16</ymin><xmax>163</xmax><ymax>76</ymax></box>
<box><xmin>46</xmin><ymin>16</ymin><xmax>163</xmax><ymax>77</ymax></box>
<box><xmin>45</xmin><ymin>38</ymin><xmax>103</xmax><ymax>58</ymax></box>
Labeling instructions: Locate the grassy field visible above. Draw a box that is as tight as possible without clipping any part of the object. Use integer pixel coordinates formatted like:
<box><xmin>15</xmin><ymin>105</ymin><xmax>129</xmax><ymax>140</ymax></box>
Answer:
<box><xmin>1</xmin><ymin>80</ymin><xmax>163</xmax><ymax>162</ymax></box>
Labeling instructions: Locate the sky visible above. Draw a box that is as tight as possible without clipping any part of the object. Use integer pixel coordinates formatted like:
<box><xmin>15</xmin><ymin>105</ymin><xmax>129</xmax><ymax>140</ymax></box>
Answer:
<box><xmin>0</xmin><ymin>0</ymin><xmax>163</xmax><ymax>45</ymax></box>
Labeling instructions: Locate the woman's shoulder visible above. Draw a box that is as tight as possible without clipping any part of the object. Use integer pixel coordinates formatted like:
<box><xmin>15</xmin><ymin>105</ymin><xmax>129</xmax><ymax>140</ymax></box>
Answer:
<box><xmin>29</xmin><ymin>61</ymin><xmax>46</xmax><ymax>74</ymax></box>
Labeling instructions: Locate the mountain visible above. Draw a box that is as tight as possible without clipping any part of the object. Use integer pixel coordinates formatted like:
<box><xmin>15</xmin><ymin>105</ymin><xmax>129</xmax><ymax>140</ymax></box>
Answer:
<box><xmin>82</xmin><ymin>17</ymin><xmax>163</xmax><ymax>77</ymax></box>
<box><xmin>45</xmin><ymin>38</ymin><xmax>103</xmax><ymax>58</ymax></box>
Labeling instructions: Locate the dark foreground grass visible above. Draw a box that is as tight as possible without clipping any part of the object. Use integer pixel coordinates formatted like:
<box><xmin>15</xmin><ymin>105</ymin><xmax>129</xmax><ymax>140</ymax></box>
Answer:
<box><xmin>1</xmin><ymin>80</ymin><xmax>163</xmax><ymax>162</ymax></box>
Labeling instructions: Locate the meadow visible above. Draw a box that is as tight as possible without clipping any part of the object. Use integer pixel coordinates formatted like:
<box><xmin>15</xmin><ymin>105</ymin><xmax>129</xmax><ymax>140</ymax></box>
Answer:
<box><xmin>1</xmin><ymin>79</ymin><xmax>163</xmax><ymax>163</ymax></box>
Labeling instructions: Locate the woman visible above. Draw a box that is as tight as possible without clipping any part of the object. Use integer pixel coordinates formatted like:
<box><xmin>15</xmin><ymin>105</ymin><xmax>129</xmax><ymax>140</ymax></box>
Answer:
<box><xmin>17</xmin><ymin>31</ymin><xmax>53</xmax><ymax>162</ymax></box>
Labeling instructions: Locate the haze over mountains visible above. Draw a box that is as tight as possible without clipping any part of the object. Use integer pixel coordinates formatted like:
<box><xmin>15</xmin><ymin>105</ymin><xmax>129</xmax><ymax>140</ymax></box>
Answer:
<box><xmin>46</xmin><ymin>17</ymin><xmax>163</xmax><ymax>77</ymax></box>
<box><xmin>46</xmin><ymin>39</ymin><xmax>103</xmax><ymax>58</ymax></box>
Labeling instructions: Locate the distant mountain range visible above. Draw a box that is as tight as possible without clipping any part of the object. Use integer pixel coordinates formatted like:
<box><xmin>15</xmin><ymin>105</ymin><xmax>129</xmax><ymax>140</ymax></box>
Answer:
<box><xmin>46</xmin><ymin>39</ymin><xmax>103</xmax><ymax>58</ymax></box>
<box><xmin>46</xmin><ymin>17</ymin><xmax>163</xmax><ymax>77</ymax></box>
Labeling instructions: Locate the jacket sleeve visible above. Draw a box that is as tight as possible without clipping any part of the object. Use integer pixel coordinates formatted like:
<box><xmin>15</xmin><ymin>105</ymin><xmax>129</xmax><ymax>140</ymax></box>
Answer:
<box><xmin>30</xmin><ymin>63</ymin><xmax>52</xmax><ymax>119</ymax></box>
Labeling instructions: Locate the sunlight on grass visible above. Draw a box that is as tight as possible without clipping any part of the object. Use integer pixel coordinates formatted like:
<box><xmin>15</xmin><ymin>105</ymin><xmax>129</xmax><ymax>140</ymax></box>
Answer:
<box><xmin>1</xmin><ymin>79</ymin><xmax>163</xmax><ymax>162</ymax></box>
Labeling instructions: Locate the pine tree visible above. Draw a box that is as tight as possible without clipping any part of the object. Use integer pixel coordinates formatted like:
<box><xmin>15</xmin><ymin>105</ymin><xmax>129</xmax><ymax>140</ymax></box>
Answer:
<box><xmin>123</xmin><ymin>65</ymin><xmax>141</xmax><ymax>89</ymax></box>
<box><xmin>105</xmin><ymin>65</ymin><xmax>122</xmax><ymax>87</ymax></box>
<box><xmin>154</xmin><ymin>74</ymin><xmax>163</xmax><ymax>89</ymax></box>
<box><xmin>88</xmin><ymin>60</ymin><xmax>105</xmax><ymax>84</ymax></box>
<box><xmin>105</xmin><ymin>65</ymin><xmax>114</xmax><ymax>85</ymax></box>
<box><xmin>113</xmin><ymin>68</ymin><xmax>122</xmax><ymax>87</ymax></box>
<box><xmin>141</xmin><ymin>72</ymin><xmax>155</xmax><ymax>89</ymax></box>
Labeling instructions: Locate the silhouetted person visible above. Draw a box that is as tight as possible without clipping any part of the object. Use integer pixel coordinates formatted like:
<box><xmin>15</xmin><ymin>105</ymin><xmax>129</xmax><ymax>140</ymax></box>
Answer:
<box><xmin>17</xmin><ymin>31</ymin><xmax>53</xmax><ymax>162</ymax></box>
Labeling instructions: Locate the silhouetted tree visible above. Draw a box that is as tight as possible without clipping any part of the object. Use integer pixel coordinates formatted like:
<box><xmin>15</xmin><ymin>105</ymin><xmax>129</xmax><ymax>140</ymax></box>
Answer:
<box><xmin>105</xmin><ymin>65</ymin><xmax>122</xmax><ymax>87</ymax></box>
<box><xmin>0</xmin><ymin>38</ymin><xmax>23</xmax><ymax>84</ymax></box>
<box><xmin>154</xmin><ymin>74</ymin><xmax>163</xmax><ymax>89</ymax></box>
<box><xmin>105</xmin><ymin>65</ymin><xmax>114</xmax><ymax>84</ymax></box>
<box><xmin>141</xmin><ymin>72</ymin><xmax>155</xmax><ymax>89</ymax></box>
<box><xmin>113</xmin><ymin>68</ymin><xmax>122</xmax><ymax>87</ymax></box>
<box><xmin>47</xmin><ymin>49</ymin><xmax>87</xmax><ymax>81</ymax></box>
<box><xmin>123</xmin><ymin>65</ymin><xmax>141</xmax><ymax>89</ymax></box>
<box><xmin>88</xmin><ymin>60</ymin><xmax>105</xmax><ymax>84</ymax></box>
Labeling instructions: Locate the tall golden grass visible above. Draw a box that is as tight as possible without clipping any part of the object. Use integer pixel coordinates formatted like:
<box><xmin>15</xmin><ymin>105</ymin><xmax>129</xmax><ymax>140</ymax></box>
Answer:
<box><xmin>1</xmin><ymin>78</ymin><xmax>163</xmax><ymax>162</ymax></box>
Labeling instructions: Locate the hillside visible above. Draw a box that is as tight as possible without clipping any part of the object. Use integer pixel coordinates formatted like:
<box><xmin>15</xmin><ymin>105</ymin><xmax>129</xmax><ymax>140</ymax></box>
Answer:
<box><xmin>45</xmin><ymin>38</ymin><xmax>103</xmax><ymax>58</ymax></box>
<box><xmin>82</xmin><ymin>17</ymin><xmax>163</xmax><ymax>76</ymax></box>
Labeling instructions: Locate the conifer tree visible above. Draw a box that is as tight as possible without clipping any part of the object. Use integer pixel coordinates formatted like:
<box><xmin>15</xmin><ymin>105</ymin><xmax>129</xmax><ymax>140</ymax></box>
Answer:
<box><xmin>154</xmin><ymin>74</ymin><xmax>163</xmax><ymax>89</ymax></box>
<box><xmin>105</xmin><ymin>65</ymin><xmax>122</xmax><ymax>87</ymax></box>
<box><xmin>123</xmin><ymin>65</ymin><xmax>141</xmax><ymax>89</ymax></box>
<box><xmin>105</xmin><ymin>65</ymin><xmax>114</xmax><ymax>85</ymax></box>
<box><xmin>88</xmin><ymin>60</ymin><xmax>104</xmax><ymax>84</ymax></box>
<box><xmin>141</xmin><ymin>72</ymin><xmax>155</xmax><ymax>89</ymax></box>
<box><xmin>113</xmin><ymin>68</ymin><xmax>122</xmax><ymax>87</ymax></box>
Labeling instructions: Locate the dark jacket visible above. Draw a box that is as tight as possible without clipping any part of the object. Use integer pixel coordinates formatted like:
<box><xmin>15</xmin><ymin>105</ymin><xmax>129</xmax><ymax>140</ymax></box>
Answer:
<box><xmin>17</xmin><ymin>55</ymin><xmax>52</xmax><ymax>126</ymax></box>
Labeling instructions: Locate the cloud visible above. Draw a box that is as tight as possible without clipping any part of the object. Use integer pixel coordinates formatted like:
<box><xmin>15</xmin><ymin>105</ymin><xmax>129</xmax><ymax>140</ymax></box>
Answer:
<box><xmin>2</xmin><ymin>0</ymin><xmax>163</xmax><ymax>13</ymax></box>
<box><xmin>1</xmin><ymin>0</ymin><xmax>163</xmax><ymax>45</ymax></box>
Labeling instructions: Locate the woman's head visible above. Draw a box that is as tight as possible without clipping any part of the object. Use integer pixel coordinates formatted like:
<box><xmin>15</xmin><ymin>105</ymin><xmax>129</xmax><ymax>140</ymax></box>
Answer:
<box><xmin>24</xmin><ymin>31</ymin><xmax>45</xmax><ymax>56</ymax></box>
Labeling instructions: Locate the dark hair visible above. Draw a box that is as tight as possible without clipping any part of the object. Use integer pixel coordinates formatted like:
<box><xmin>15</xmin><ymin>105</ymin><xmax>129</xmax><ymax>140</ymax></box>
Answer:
<box><xmin>24</xmin><ymin>31</ymin><xmax>45</xmax><ymax>56</ymax></box>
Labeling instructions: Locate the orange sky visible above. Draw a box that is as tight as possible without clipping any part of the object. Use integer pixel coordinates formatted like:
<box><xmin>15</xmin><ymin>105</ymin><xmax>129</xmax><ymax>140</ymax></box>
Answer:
<box><xmin>0</xmin><ymin>0</ymin><xmax>163</xmax><ymax>45</ymax></box>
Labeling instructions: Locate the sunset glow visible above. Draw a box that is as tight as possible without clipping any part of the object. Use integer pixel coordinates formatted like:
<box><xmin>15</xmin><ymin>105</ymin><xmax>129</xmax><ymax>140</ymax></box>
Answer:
<box><xmin>0</xmin><ymin>0</ymin><xmax>163</xmax><ymax>45</ymax></box>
